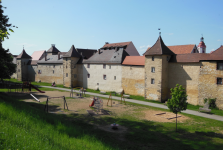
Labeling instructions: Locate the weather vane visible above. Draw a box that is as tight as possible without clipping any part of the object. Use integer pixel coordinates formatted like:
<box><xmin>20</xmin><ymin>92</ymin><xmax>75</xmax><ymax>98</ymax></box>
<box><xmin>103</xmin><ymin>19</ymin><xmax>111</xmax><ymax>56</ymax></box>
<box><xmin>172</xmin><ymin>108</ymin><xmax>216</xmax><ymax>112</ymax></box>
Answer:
<box><xmin>158</xmin><ymin>28</ymin><xmax>161</xmax><ymax>36</ymax></box>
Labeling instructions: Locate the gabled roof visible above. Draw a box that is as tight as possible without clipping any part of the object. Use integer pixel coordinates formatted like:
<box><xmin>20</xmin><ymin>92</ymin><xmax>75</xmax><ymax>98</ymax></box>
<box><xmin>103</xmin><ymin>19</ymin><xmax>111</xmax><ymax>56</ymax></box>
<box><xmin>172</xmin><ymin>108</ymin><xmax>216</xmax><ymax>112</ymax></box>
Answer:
<box><xmin>37</xmin><ymin>55</ymin><xmax>63</xmax><ymax>64</ymax></box>
<box><xmin>46</xmin><ymin>45</ymin><xmax>60</xmax><ymax>53</ymax></box>
<box><xmin>102</xmin><ymin>42</ymin><xmax>131</xmax><ymax>49</ymax></box>
<box><xmin>31</xmin><ymin>50</ymin><xmax>45</xmax><ymax>60</ymax></box>
<box><xmin>17</xmin><ymin>49</ymin><xmax>32</xmax><ymax>59</ymax></box>
<box><xmin>210</xmin><ymin>45</ymin><xmax>223</xmax><ymax>55</ymax></box>
<box><xmin>144</xmin><ymin>36</ymin><xmax>175</xmax><ymax>56</ymax></box>
<box><xmin>83</xmin><ymin>49</ymin><xmax>129</xmax><ymax>64</ymax></box>
<box><xmin>144</xmin><ymin>44</ymin><xmax>197</xmax><ymax>55</ymax></box>
<box><xmin>122</xmin><ymin>56</ymin><xmax>145</xmax><ymax>66</ymax></box>
<box><xmin>63</xmin><ymin>45</ymin><xmax>81</xmax><ymax>58</ymax></box>
<box><xmin>76</xmin><ymin>48</ymin><xmax>97</xmax><ymax>59</ymax></box>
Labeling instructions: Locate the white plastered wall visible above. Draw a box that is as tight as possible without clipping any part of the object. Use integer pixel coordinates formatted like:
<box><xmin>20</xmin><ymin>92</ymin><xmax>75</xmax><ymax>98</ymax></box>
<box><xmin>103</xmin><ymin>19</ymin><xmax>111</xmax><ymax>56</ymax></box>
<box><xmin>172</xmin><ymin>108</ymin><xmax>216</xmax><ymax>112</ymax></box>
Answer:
<box><xmin>83</xmin><ymin>64</ymin><xmax>122</xmax><ymax>92</ymax></box>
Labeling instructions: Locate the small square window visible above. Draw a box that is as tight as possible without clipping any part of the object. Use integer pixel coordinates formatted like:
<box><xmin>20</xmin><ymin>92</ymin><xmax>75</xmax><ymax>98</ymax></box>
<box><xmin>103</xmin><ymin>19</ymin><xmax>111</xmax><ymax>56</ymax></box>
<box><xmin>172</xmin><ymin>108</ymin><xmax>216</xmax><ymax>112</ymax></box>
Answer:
<box><xmin>74</xmin><ymin>74</ymin><xmax>77</xmax><ymax>78</ymax></box>
<box><xmin>109</xmin><ymin>65</ymin><xmax>111</xmax><ymax>69</ymax></box>
<box><xmin>38</xmin><ymin>70</ymin><xmax>42</xmax><ymax>74</ymax></box>
<box><xmin>53</xmin><ymin>70</ymin><xmax>54</xmax><ymax>74</ymax></box>
<box><xmin>53</xmin><ymin>65</ymin><xmax>55</xmax><ymax>68</ymax></box>
<box><xmin>103</xmin><ymin>64</ymin><xmax>106</xmax><ymax>69</ymax></box>
<box><xmin>66</xmin><ymin>73</ymin><xmax>68</xmax><ymax>77</ymax></box>
<box><xmin>114</xmin><ymin>76</ymin><xmax>116</xmax><ymax>80</ymax></box>
<box><xmin>151</xmin><ymin>67</ymin><xmax>155</xmax><ymax>73</ymax></box>
<box><xmin>217</xmin><ymin>78</ymin><xmax>222</xmax><ymax>85</ymax></box>
<box><xmin>103</xmin><ymin>75</ymin><xmax>106</xmax><ymax>80</ymax></box>
<box><xmin>151</xmin><ymin>79</ymin><xmax>155</xmax><ymax>84</ymax></box>
<box><xmin>217</xmin><ymin>62</ymin><xmax>223</xmax><ymax>70</ymax></box>
<box><xmin>87</xmin><ymin>74</ymin><xmax>90</xmax><ymax>78</ymax></box>
<box><xmin>152</xmin><ymin>56</ymin><xmax>154</xmax><ymax>61</ymax></box>
<box><xmin>87</xmin><ymin>64</ymin><xmax>90</xmax><ymax>68</ymax></box>
<box><xmin>18</xmin><ymin>69</ymin><xmax>20</xmax><ymax>72</ymax></box>
<box><xmin>74</xmin><ymin>65</ymin><xmax>76</xmax><ymax>68</ymax></box>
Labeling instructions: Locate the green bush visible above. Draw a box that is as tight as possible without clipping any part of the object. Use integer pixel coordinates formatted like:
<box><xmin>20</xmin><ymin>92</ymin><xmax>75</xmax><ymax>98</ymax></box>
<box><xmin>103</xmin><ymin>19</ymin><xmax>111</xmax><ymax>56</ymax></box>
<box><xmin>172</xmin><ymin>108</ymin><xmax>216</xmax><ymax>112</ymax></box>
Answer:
<box><xmin>204</xmin><ymin>98</ymin><xmax>217</xmax><ymax>109</ymax></box>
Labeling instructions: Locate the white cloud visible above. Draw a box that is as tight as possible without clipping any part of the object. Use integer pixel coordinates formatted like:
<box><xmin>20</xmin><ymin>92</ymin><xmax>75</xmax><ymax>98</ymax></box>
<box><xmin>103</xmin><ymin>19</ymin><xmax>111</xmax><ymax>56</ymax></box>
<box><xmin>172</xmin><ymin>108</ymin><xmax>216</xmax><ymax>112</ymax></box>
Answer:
<box><xmin>217</xmin><ymin>39</ymin><xmax>221</xmax><ymax>41</ymax></box>
<box><xmin>139</xmin><ymin>45</ymin><xmax>145</xmax><ymax>48</ymax></box>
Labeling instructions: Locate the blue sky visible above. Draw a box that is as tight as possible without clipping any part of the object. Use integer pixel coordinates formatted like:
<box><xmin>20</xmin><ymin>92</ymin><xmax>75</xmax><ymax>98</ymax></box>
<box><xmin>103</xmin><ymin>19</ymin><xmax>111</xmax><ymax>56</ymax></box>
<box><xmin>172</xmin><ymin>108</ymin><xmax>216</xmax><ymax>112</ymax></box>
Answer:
<box><xmin>2</xmin><ymin>0</ymin><xmax>223</xmax><ymax>56</ymax></box>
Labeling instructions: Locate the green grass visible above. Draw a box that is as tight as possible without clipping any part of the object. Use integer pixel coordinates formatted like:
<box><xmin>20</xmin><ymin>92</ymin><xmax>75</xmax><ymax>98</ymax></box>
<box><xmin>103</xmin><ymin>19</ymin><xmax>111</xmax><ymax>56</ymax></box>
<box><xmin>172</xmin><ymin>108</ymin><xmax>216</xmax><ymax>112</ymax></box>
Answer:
<box><xmin>4</xmin><ymin>78</ymin><xmax>223</xmax><ymax>117</ymax></box>
<box><xmin>1</xmin><ymin>92</ymin><xmax>223</xmax><ymax>150</ymax></box>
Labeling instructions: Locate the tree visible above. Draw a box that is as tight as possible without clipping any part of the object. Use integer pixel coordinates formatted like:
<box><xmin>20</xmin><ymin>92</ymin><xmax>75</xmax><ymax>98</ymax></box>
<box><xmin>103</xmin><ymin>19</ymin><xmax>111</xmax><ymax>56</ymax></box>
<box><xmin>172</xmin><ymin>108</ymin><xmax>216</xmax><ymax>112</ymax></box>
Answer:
<box><xmin>167</xmin><ymin>84</ymin><xmax>188</xmax><ymax>132</ymax></box>
<box><xmin>0</xmin><ymin>1</ymin><xmax>16</xmax><ymax>82</ymax></box>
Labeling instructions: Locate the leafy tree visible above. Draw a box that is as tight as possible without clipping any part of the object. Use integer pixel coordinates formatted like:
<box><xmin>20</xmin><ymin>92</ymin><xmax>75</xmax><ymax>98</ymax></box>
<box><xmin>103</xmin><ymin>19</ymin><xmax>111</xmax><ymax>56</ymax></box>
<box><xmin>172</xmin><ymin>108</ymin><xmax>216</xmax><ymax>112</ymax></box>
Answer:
<box><xmin>0</xmin><ymin>1</ymin><xmax>16</xmax><ymax>82</ymax></box>
<box><xmin>167</xmin><ymin>84</ymin><xmax>188</xmax><ymax>132</ymax></box>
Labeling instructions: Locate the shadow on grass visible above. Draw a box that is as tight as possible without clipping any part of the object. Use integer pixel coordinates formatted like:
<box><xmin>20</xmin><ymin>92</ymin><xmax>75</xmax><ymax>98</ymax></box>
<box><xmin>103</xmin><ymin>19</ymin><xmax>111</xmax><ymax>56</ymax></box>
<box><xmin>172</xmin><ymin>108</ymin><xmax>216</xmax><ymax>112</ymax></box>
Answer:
<box><xmin>0</xmin><ymin>92</ymin><xmax>223</xmax><ymax>150</ymax></box>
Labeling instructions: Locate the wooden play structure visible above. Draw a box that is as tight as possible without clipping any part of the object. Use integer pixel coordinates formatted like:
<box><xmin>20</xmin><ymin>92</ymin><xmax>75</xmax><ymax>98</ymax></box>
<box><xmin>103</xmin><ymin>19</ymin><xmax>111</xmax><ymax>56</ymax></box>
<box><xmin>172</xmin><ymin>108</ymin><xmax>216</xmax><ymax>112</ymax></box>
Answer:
<box><xmin>107</xmin><ymin>93</ymin><xmax>113</xmax><ymax>106</ymax></box>
<box><xmin>120</xmin><ymin>91</ymin><xmax>126</xmax><ymax>104</ymax></box>
<box><xmin>44</xmin><ymin>96</ymin><xmax>68</xmax><ymax>113</ymax></box>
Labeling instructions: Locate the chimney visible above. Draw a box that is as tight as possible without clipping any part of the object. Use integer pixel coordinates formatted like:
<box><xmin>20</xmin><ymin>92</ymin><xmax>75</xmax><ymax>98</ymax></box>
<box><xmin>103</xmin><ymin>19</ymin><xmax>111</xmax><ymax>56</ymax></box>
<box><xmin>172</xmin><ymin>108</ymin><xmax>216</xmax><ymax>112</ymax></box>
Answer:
<box><xmin>58</xmin><ymin>52</ymin><xmax>60</xmax><ymax>60</ymax></box>
<box><xmin>105</xmin><ymin>42</ymin><xmax>109</xmax><ymax>44</ymax></box>
<box><xmin>98</xmin><ymin>49</ymin><xmax>100</xmax><ymax>54</ymax></box>
<box><xmin>45</xmin><ymin>51</ymin><xmax>47</xmax><ymax>61</ymax></box>
<box><xmin>51</xmin><ymin>44</ymin><xmax>55</xmax><ymax>47</ymax></box>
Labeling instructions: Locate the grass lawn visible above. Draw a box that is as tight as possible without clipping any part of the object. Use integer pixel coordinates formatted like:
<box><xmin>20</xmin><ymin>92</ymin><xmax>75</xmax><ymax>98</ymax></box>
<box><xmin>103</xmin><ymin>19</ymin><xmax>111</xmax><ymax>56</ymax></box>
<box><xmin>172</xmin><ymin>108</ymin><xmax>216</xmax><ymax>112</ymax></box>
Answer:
<box><xmin>4</xmin><ymin>78</ymin><xmax>223</xmax><ymax>117</ymax></box>
<box><xmin>1</xmin><ymin>89</ymin><xmax>223</xmax><ymax>150</ymax></box>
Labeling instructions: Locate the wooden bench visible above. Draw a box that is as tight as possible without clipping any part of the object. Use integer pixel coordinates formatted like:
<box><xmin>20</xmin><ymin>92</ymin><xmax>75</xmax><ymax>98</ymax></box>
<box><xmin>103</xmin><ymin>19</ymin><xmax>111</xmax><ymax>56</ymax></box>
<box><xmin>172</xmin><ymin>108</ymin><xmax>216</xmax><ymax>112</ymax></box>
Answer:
<box><xmin>123</xmin><ymin>95</ymin><xmax>130</xmax><ymax>98</ymax></box>
<box><xmin>100</xmin><ymin>91</ymin><xmax>106</xmax><ymax>94</ymax></box>
<box><xmin>199</xmin><ymin>102</ymin><xmax>211</xmax><ymax>112</ymax></box>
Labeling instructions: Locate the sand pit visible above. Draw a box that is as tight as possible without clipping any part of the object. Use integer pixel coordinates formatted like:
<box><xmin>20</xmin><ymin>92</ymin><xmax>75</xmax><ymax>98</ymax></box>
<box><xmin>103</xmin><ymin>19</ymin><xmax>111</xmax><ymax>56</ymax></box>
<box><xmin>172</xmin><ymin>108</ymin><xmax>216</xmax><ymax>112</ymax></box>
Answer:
<box><xmin>15</xmin><ymin>91</ymin><xmax>190</xmax><ymax>123</ymax></box>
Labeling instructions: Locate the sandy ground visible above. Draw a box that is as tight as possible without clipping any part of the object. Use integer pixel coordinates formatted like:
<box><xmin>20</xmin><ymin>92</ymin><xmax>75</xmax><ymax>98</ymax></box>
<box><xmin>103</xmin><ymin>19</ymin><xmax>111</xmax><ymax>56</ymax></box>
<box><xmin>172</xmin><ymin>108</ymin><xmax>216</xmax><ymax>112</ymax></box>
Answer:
<box><xmin>13</xmin><ymin>91</ymin><xmax>189</xmax><ymax>124</ymax></box>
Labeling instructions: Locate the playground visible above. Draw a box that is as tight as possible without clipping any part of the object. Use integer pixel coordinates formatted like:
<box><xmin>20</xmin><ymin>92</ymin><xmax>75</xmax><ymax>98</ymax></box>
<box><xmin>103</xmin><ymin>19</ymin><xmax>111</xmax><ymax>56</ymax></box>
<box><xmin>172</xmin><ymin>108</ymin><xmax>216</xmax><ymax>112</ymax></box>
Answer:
<box><xmin>18</xmin><ymin>90</ymin><xmax>190</xmax><ymax>123</ymax></box>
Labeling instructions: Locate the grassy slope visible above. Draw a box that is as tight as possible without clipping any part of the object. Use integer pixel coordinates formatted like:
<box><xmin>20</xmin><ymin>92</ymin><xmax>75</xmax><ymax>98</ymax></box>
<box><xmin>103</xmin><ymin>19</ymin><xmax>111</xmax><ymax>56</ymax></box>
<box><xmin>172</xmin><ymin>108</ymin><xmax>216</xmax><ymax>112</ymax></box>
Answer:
<box><xmin>1</xmin><ymin>88</ymin><xmax>223</xmax><ymax>149</ymax></box>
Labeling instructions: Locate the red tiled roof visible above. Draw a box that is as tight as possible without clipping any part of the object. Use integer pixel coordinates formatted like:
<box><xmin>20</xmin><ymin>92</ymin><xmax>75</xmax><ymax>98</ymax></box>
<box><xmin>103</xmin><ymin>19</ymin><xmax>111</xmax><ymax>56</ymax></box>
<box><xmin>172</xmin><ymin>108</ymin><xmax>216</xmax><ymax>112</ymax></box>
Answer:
<box><xmin>122</xmin><ymin>56</ymin><xmax>145</xmax><ymax>66</ymax></box>
<box><xmin>102</xmin><ymin>42</ymin><xmax>131</xmax><ymax>48</ymax></box>
<box><xmin>144</xmin><ymin>44</ymin><xmax>196</xmax><ymax>55</ymax></box>
<box><xmin>31</xmin><ymin>50</ymin><xmax>45</xmax><ymax>60</ymax></box>
<box><xmin>210</xmin><ymin>45</ymin><xmax>223</xmax><ymax>55</ymax></box>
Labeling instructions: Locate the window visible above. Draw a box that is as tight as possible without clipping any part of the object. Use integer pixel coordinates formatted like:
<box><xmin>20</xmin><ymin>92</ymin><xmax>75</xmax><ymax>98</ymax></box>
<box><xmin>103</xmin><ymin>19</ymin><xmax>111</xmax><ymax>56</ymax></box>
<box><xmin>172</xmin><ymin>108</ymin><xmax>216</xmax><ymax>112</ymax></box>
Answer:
<box><xmin>66</xmin><ymin>58</ymin><xmax>67</xmax><ymax>61</ymax></box>
<box><xmin>151</xmin><ymin>78</ymin><xmax>155</xmax><ymax>84</ymax></box>
<box><xmin>152</xmin><ymin>56</ymin><xmax>154</xmax><ymax>61</ymax></box>
<box><xmin>87</xmin><ymin>74</ymin><xmax>90</xmax><ymax>78</ymax></box>
<box><xmin>109</xmin><ymin>65</ymin><xmax>111</xmax><ymax>69</ymax></box>
<box><xmin>87</xmin><ymin>64</ymin><xmax>90</xmax><ymax>68</ymax></box>
<box><xmin>74</xmin><ymin>74</ymin><xmax>77</xmax><ymax>78</ymax></box>
<box><xmin>103</xmin><ymin>75</ymin><xmax>106</xmax><ymax>80</ymax></box>
<box><xmin>103</xmin><ymin>64</ymin><xmax>106</xmax><ymax>69</ymax></box>
<box><xmin>66</xmin><ymin>65</ymin><xmax>67</xmax><ymax>69</ymax></box>
<box><xmin>74</xmin><ymin>65</ymin><xmax>76</xmax><ymax>68</ymax></box>
<box><xmin>217</xmin><ymin>62</ymin><xmax>223</xmax><ymax>70</ymax></box>
<box><xmin>66</xmin><ymin>73</ymin><xmax>68</xmax><ymax>77</ymax></box>
<box><xmin>97</xmin><ymin>83</ymin><xmax>99</xmax><ymax>85</ymax></box>
<box><xmin>38</xmin><ymin>70</ymin><xmax>42</xmax><ymax>74</ymax></box>
<box><xmin>53</xmin><ymin>70</ymin><xmax>54</xmax><ymax>74</ymax></box>
<box><xmin>18</xmin><ymin>69</ymin><xmax>20</xmax><ymax>72</ymax></box>
<box><xmin>114</xmin><ymin>76</ymin><xmax>116</xmax><ymax>80</ymax></box>
<box><xmin>217</xmin><ymin>78</ymin><xmax>222</xmax><ymax>85</ymax></box>
<box><xmin>53</xmin><ymin>65</ymin><xmax>55</xmax><ymax>68</ymax></box>
<box><xmin>151</xmin><ymin>67</ymin><xmax>155</xmax><ymax>73</ymax></box>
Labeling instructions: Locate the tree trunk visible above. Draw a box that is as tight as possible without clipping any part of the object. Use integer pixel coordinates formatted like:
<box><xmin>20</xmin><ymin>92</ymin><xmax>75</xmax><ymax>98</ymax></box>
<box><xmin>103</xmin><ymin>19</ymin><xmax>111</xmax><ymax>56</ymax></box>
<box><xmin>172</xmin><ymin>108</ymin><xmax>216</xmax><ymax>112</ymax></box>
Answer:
<box><xmin>176</xmin><ymin>112</ymin><xmax>177</xmax><ymax>132</ymax></box>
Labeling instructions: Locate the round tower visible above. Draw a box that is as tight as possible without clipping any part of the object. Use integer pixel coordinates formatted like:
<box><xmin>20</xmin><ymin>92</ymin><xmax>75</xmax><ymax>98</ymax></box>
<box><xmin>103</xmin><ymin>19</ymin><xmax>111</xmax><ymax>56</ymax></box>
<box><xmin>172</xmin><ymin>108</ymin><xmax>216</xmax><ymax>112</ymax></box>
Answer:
<box><xmin>198</xmin><ymin>37</ymin><xmax>206</xmax><ymax>53</ymax></box>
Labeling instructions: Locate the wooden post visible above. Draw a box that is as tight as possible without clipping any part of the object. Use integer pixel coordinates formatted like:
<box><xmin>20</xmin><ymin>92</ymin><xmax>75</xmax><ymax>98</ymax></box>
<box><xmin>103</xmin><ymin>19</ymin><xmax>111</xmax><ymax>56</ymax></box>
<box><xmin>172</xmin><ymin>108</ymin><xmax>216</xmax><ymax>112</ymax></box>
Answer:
<box><xmin>107</xmin><ymin>93</ymin><xmax>112</xmax><ymax>107</ymax></box>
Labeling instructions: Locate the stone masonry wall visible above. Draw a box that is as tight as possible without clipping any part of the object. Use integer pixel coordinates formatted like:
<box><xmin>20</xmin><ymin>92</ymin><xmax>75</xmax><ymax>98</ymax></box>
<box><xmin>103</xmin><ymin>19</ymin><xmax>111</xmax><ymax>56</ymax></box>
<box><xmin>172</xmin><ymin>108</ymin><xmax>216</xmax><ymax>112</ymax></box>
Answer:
<box><xmin>122</xmin><ymin>65</ymin><xmax>145</xmax><ymax>96</ymax></box>
<box><xmin>63</xmin><ymin>57</ymin><xmax>71</xmax><ymax>87</ymax></box>
<box><xmin>36</xmin><ymin>63</ymin><xmax>63</xmax><ymax>84</ymax></box>
<box><xmin>168</xmin><ymin>63</ymin><xmax>200</xmax><ymax>105</ymax></box>
<box><xmin>198</xmin><ymin>61</ymin><xmax>223</xmax><ymax>108</ymax></box>
<box><xmin>145</xmin><ymin>56</ymin><xmax>162</xmax><ymax>101</ymax></box>
<box><xmin>17</xmin><ymin>59</ymin><xmax>22</xmax><ymax>81</ymax></box>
